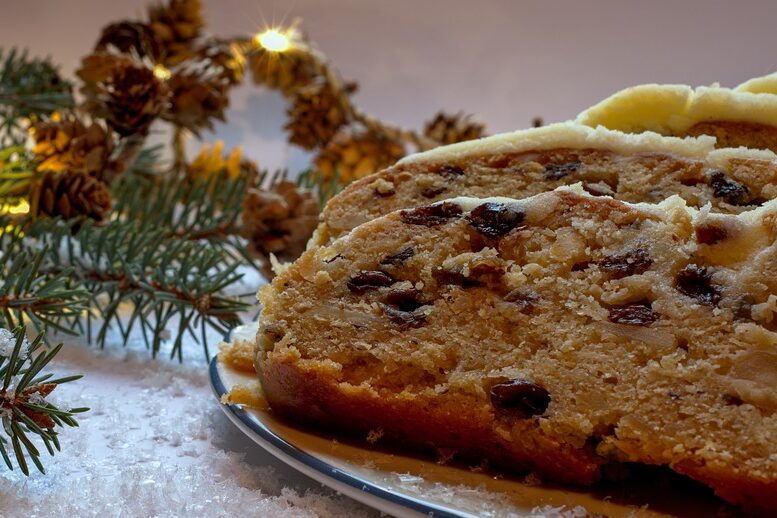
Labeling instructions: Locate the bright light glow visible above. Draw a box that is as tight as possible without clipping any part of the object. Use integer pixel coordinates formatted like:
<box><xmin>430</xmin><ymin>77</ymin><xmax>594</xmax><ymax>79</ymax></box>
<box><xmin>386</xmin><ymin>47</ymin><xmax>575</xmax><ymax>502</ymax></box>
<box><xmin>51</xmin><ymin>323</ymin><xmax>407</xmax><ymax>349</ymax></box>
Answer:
<box><xmin>255</xmin><ymin>29</ymin><xmax>291</xmax><ymax>52</ymax></box>
<box><xmin>153</xmin><ymin>64</ymin><xmax>171</xmax><ymax>81</ymax></box>
<box><xmin>1</xmin><ymin>199</ymin><xmax>30</xmax><ymax>215</ymax></box>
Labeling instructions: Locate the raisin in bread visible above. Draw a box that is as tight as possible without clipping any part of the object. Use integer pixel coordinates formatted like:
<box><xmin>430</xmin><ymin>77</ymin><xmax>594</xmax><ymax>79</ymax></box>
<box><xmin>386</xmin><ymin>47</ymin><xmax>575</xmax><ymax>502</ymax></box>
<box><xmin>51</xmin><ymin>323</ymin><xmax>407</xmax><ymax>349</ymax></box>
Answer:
<box><xmin>258</xmin><ymin>186</ymin><xmax>777</xmax><ymax>516</ymax></box>
<box><xmin>312</xmin><ymin>122</ymin><xmax>777</xmax><ymax>246</ymax></box>
<box><xmin>577</xmin><ymin>79</ymin><xmax>777</xmax><ymax>151</ymax></box>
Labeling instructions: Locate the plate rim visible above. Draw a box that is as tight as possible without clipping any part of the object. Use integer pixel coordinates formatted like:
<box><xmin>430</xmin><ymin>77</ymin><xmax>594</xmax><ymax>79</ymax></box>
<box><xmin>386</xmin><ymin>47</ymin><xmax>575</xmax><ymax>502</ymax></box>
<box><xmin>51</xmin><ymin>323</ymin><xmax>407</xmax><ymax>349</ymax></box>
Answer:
<box><xmin>209</xmin><ymin>356</ymin><xmax>477</xmax><ymax>518</ymax></box>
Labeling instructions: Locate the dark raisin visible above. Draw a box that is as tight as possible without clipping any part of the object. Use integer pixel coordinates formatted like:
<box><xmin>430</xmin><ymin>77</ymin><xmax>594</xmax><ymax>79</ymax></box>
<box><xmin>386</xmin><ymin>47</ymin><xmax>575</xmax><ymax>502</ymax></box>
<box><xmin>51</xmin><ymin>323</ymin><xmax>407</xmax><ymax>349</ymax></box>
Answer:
<box><xmin>400</xmin><ymin>202</ymin><xmax>463</xmax><ymax>226</ymax></box>
<box><xmin>571</xmin><ymin>261</ymin><xmax>592</xmax><ymax>272</ymax></box>
<box><xmin>385</xmin><ymin>288</ymin><xmax>424</xmax><ymax>312</ymax></box>
<box><xmin>380</xmin><ymin>247</ymin><xmax>415</xmax><ymax>266</ymax></box>
<box><xmin>675</xmin><ymin>264</ymin><xmax>721</xmax><ymax>306</ymax></box>
<box><xmin>420</xmin><ymin>186</ymin><xmax>447</xmax><ymax>198</ymax></box>
<box><xmin>543</xmin><ymin>161</ymin><xmax>581</xmax><ymax>180</ymax></box>
<box><xmin>709</xmin><ymin>171</ymin><xmax>751</xmax><ymax>206</ymax></box>
<box><xmin>467</xmin><ymin>202</ymin><xmax>526</xmax><ymax>238</ymax></box>
<box><xmin>490</xmin><ymin>379</ymin><xmax>550</xmax><ymax>417</ymax></box>
<box><xmin>504</xmin><ymin>288</ymin><xmax>539</xmax><ymax>314</ymax></box>
<box><xmin>608</xmin><ymin>300</ymin><xmax>658</xmax><ymax>326</ymax></box>
<box><xmin>380</xmin><ymin>304</ymin><xmax>427</xmax><ymax>328</ymax></box>
<box><xmin>347</xmin><ymin>271</ymin><xmax>395</xmax><ymax>294</ymax></box>
<box><xmin>599</xmin><ymin>248</ymin><xmax>652</xmax><ymax>279</ymax></box>
<box><xmin>668</xmin><ymin>391</ymin><xmax>682</xmax><ymax>400</ymax></box>
<box><xmin>438</xmin><ymin>165</ymin><xmax>465</xmax><ymax>178</ymax></box>
<box><xmin>722</xmin><ymin>393</ymin><xmax>744</xmax><ymax>406</ymax></box>
<box><xmin>695</xmin><ymin>224</ymin><xmax>728</xmax><ymax>245</ymax></box>
<box><xmin>432</xmin><ymin>268</ymin><xmax>482</xmax><ymax>288</ymax></box>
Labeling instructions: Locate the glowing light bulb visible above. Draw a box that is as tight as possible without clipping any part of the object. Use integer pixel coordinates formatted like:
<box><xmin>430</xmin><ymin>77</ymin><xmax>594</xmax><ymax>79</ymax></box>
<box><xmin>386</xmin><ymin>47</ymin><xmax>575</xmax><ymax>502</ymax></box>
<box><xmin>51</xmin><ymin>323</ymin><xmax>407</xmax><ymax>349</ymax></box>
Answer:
<box><xmin>1</xmin><ymin>199</ymin><xmax>30</xmax><ymax>215</ymax></box>
<box><xmin>153</xmin><ymin>64</ymin><xmax>171</xmax><ymax>81</ymax></box>
<box><xmin>255</xmin><ymin>29</ymin><xmax>291</xmax><ymax>52</ymax></box>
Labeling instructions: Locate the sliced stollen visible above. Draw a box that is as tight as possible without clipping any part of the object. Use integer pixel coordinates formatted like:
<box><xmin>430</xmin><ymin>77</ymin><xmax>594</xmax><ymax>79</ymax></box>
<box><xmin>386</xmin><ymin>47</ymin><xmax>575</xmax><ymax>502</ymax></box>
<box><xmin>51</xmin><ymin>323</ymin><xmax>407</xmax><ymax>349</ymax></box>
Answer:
<box><xmin>576</xmin><ymin>76</ymin><xmax>777</xmax><ymax>151</ymax></box>
<box><xmin>258</xmin><ymin>186</ymin><xmax>777</xmax><ymax>516</ymax></box>
<box><xmin>311</xmin><ymin>122</ymin><xmax>777</xmax><ymax>246</ymax></box>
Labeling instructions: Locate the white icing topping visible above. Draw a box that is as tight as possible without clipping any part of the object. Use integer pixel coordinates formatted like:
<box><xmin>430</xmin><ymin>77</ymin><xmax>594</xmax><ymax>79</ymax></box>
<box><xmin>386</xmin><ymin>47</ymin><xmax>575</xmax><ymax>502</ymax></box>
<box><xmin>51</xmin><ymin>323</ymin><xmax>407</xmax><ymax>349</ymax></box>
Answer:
<box><xmin>577</xmin><ymin>82</ymin><xmax>777</xmax><ymax>134</ymax></box>
<box><xmin>398</xmin><ymin>122</ymin><xmax>715</xmax><ymax>166</ymax></box>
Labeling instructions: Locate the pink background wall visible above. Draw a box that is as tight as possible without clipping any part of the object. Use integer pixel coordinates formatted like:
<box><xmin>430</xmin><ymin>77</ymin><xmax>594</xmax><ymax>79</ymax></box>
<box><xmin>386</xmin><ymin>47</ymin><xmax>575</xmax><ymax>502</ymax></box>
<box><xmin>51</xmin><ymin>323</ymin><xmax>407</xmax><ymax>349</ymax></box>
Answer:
<box><xmin>3</xmin><ymin>0</ymin><xmax>777</xmax><ymax>170</ymax></box>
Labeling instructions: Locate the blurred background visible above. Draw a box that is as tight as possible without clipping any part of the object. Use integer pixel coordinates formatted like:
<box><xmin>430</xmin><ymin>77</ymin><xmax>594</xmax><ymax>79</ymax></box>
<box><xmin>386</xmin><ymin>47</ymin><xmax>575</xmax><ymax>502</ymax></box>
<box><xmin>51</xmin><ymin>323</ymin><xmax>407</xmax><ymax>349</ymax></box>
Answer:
<box><xmin>3</xmin><ymin>0</ymin><xmax>777</xmax><ymax>170</ymax></box>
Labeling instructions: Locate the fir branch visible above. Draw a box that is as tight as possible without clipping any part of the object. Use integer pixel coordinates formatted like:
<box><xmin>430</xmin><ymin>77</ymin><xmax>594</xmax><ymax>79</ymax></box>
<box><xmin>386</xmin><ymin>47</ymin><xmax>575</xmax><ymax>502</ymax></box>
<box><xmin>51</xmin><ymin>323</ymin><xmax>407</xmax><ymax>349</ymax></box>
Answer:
<box><xmin>0</xmin><ymin>325</ymin><xmax>87</xmax><ymax>476</ymax></box>
<box><xmin>0</xmin><ymin>223</ymin><xmax>89</xmax><ymax>336</ymax></box>
<box><xmin>0</xmin><ymin>48</ymin><xmax>74</xmax><ymax>146</ymax></box>
<box><xmin>112</xmin><ymin>166</ymin><xmax>257</xmax><ymax>267</ymax></box>
<box><xmin>0</xmin><ymin>146</ymin><xmax>35</xmax><ymax>198</ymax></box>
<box><xmin>22</xmin><ymin>217</ymin><xmax>250</xmax><ymax>360</ymax></box>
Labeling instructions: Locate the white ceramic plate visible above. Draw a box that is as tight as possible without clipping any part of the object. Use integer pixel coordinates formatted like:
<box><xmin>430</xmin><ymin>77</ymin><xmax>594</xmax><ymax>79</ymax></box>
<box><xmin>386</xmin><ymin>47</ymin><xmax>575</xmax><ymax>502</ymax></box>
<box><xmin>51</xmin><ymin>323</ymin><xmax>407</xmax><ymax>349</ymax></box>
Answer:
<box><xmin>210</xmin><ymin>327</ymin><xmax>735</xmax><ymax>518</ymax></box>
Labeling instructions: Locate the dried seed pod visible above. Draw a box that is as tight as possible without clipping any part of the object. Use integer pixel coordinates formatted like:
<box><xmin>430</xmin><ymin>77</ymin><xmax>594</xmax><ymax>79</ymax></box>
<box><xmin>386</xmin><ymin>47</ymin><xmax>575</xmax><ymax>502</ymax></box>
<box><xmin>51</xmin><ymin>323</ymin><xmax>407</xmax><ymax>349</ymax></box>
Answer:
<box><xmin>423</xmin><ymin>111</ymin><xmax>486</xmax><ymax>146</ymax></box>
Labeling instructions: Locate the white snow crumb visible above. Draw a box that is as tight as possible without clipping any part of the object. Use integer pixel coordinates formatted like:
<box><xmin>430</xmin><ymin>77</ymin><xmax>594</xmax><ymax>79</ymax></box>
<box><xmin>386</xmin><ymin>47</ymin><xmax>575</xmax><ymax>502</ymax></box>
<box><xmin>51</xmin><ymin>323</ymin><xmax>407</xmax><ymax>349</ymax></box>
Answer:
<box><xmin>0</xmin><ymin>328</ymin><xmax>28</xmax><ymax>358</ymax></box>
<box><xmin>0</xmin><ymin>317</ymin><xmax>377</xmax><ymax>518</ymax></box>
<box><xmin>27</xmin><ymin>392</ymin><xmax>46</xmax><ymax>406</ymax></box>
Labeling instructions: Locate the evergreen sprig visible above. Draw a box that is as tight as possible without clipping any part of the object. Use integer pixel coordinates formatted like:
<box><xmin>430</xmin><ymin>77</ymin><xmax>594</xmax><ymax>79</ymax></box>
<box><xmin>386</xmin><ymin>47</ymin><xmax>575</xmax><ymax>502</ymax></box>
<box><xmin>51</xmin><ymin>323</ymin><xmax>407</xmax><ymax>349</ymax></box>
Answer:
<box><xmin>0</xmin><ymin>146</ymin><xmax>35</xmax><ymax>199</ymax></box>
<box><xmin>112</xmin><ymin>167</ymin><xmax>254</xmax><ymax>267</ymax></box>
<box><xmin>0</xmin><ymin>224</ymin><xmax>89</xmax><ymax>336</ymax></box>
<box><xmin>0</xmin><ymin>325</ymin><xmax>87</xmax><ymax>476</ymax></box>
<box><xmin>0</xmin><ymin>48</ymin><xmax>74</xmax><ymax>146</ymax></box>
<box><xmin>21</xmin><ymin>217</ymin><xmax>250</xmax><ymax>360</ymax></box>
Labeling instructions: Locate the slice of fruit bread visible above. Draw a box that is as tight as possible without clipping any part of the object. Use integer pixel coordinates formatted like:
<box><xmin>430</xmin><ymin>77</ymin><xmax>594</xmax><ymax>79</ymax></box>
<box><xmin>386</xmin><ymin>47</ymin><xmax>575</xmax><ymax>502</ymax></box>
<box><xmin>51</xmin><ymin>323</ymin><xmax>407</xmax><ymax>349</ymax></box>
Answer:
<box><xmin>312</xmin><ymin>123</ymin><xmax>777</xmax><ymax>246</ymax></box>
<box><xmin>259</xmin><ymin>186</ymin><xmax>777</xmax><ymax>516</ymax></box>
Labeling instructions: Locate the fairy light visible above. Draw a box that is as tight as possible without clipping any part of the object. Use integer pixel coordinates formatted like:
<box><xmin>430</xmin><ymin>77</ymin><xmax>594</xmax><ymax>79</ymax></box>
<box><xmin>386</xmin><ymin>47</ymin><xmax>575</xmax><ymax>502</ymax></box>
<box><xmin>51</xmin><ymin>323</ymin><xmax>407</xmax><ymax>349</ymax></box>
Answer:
<box><xmin>153</xmin><ymin>64</ymin><xmax>171</xmax><ymax>81</ymax></box>
<box><xmin>254</xmin><ymin>28</ymin><xmax>292</xmax><ymax>52</ymax></box>
<box><xmin>0</xmin><ymin>199</ymin><xmax>30</xmax><ymax>215</ymax></box>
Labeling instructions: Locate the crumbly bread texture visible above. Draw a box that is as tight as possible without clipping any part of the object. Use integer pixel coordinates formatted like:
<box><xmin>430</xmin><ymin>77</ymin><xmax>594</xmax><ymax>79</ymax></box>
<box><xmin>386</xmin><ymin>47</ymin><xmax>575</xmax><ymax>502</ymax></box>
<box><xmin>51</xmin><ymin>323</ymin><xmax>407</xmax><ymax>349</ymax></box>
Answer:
<box><xmin>313</xmin><ymin>122</ymin><xmax>777</xmax><ymax>246</ymax></box>
<box><xmin>258</xmin><ymin>187</ymin><xmax>777</xmax><ymax>516</ymax></box>
<box><xmin>576</xmin><ymin>80</ymin><xmax>777</xmax><ymax>152</ymax></box>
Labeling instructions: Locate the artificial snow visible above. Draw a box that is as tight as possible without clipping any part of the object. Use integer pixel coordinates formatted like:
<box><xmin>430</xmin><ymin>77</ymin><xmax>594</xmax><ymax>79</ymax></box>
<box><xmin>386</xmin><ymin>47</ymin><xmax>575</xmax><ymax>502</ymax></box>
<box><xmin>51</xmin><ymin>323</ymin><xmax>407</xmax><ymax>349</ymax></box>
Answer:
<box><xmin>0</xmin><ymin>315</ymin><xmax>376</xmax><ymax>518</ymax></box>
<box><xmin>0</xmin><ymin>327</ymin><xmax>28</xmax><ymax>358</ymax></box>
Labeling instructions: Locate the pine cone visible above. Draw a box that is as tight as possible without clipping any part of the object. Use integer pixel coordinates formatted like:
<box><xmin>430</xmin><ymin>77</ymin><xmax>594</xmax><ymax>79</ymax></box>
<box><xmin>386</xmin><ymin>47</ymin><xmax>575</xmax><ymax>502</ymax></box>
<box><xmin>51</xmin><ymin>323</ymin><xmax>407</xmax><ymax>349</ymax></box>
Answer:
<box><xmin>95</xmin><ymin>21</ymin><xmax>160</xmax><ymax>60</ymax></box>
<box><xmin>148</xmin><ymin>0</ymin><xmax>204</xmax><ymax>67</ymax></box>
<box><xmin>197</xmin><ymin>39</ymin><xmax>244</xmax><ymax>86</ymax></box>
<box><xmin>165</xmin><ymin>68</ymin><xmax>229</xmax><ymax>135</ymax></box>
<box><xmin>314</xmin><ymin>131</ymin><xmax>406</xmax><ymax>183</ymax></box>
<box><xmin>32</xmin><ymin>117</ymin><xmax>115</xmax><ymax>177</ymax></box>
<box><xmin>78</xmin><ymin>53</ymin><xmax>168</xmax><ymax>137</ymax></box>
<box><xmin>248</xmin><ymin>48</ymin><xmax>316</xmax><ymax>95</ymax></box>
<box><xmin>34</xmin><ymin>172</ymin><xmax>112</xmax><ymax>221</ymax></box>
<box><xmin>285</xmin><ymin>81</ymin><xmax>356</xmax><ymax>150</ymax></box>
<box><xmin>241</xmin><ymin>181</ymin><xmax>319</xmax><ymax>270</ymax></box>
<box><xmin>423</xmin><ymin>112</ymin><xmax>486</xmax><ymax>146</ymax></box>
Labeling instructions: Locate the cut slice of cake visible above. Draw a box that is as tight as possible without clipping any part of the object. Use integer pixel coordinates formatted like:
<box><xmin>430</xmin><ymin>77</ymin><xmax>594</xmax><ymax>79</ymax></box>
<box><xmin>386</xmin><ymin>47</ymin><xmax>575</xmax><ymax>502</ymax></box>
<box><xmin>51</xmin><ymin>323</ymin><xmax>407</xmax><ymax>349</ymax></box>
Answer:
<box><xmin>258</xmin><ymin>186</ymin><xmax>777</xmax><ymax>516</ymax></box>
<box><xmin>576</xmin><ymin>79</ymin><xmax>777</xmax><ymax>151</ymax></box>
<box><xmin>312</xmin><ymin>123</ymin><xmax>777</xmax><ymax>246</ymax></box>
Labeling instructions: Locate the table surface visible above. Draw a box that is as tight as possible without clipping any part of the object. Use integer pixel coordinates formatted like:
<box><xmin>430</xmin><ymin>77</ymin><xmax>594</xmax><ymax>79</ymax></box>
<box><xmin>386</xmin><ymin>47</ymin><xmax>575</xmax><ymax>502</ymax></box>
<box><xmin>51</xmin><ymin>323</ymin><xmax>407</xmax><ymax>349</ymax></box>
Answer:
<box><xmin>0</xmin><ymin>269</ymin><xmax>378</xmax><ymax>518</ymax></box>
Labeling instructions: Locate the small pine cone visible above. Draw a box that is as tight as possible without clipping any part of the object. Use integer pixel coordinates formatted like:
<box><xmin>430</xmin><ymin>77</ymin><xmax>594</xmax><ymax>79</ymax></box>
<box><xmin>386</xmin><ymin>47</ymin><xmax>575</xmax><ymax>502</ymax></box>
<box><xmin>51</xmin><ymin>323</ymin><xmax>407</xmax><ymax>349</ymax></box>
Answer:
<box><xmin>35</xmin><ymin>172</ymin><xmax>112</xmax><ymax>221</ymax></box>
<box><xmin>285</xmin><ymin>81</ymin><xmax>356</xmax><ymax>150</ymax></box>
<box><xmin>148</xmin><ymin>0</ymin><xmax>204</xmax><ymax>67</ymax></box>
<box><xmin>165</xmin><ymin>68</ymin><xmax>229</xmax><ymax>135</ymax></box>
<box><xmin>77</xmin><ymin>53</ymin><xmax>168</xmax><ymax>137</ymax></box>
<box><xmin>241</xmin><ymin>181</ymin><xmax>320</xmax><ymax>269</ymax></box>
<box><xmin>95</xmin><ymin>21</ymin><xmax>160</xmax><ymax>60</ymax></box>
<box><xmin>248</xmin><ymin>48</ymin><xmax>316</xmax><ymax>96</ymax></box>
<box><xmin>197</xmin><ymin>39</ymin><xmax>245</xmax><ymax>86</ymax></box>
<box><xmin>32</xmin><ymin>117</ymin><xmax>115</xmax><ymax>176</ymax></box>
<box><xmin>314</xmin><ymin>131</ymin><xmax>406</xmax><ymax>183</ymax></box>
<box><xmin>423</xmin><ymin>111</ymin><xmax>486</xmax><ymax>146</ymax></box>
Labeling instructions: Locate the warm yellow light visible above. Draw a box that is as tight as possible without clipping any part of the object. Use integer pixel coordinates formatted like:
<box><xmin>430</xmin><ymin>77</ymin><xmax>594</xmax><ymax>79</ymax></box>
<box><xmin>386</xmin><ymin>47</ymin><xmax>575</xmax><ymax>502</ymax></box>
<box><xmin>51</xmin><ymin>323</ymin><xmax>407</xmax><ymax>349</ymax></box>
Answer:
<box><xmin>1</xmin><ymin>199</ymin><xmax>30</xmax><ymax>215</ymax></box>
<box><xmin>255</xmin><ymin>29</ymin><xmax>291</xmax><ymax>52</ymax></box>
<box><xmin>153</xmin><ymin>64</ymin><xmax>171</xmax><ymax>81</ymax></box>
